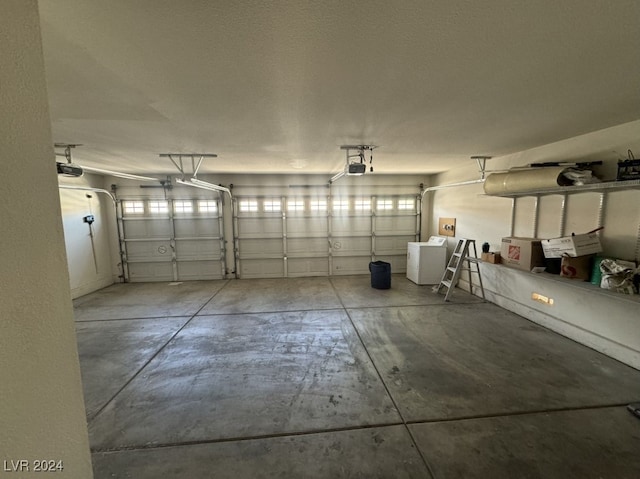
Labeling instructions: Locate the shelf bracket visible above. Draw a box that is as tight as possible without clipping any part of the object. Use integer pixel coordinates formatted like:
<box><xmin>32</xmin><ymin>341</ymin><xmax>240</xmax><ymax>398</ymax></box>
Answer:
<box><xmin>471</xmin><ymin>156</ymin><xmax>492</xmax><ymax>180</ymax></box>
<box><xmin>559</xmin><ymin>193</ymin><xmax>568</xmax><ymax>237</ymax></box>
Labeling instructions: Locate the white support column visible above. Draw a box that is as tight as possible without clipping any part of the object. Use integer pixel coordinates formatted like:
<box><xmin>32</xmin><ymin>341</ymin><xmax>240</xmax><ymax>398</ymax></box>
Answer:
<box><xmin>415</xmin><ymin>192</ymin><xmax>422</xmax><ymax>241</ymax></box>
<box><xmin>597</xmin><ymin>192</ymin><xmax>608</xmax><ymax>230</ymax></box>
<box><xmin>168</xmin><ymin>198</ymin><xmax>179</xmax><ymax>281</ymax></box>
<box><xmin>217</xmin><ymin>198</ymin><xmax>226</xmax><ymax>278</ymax></box>
<box><xmin>327</xmin><ymin>191</ymin><xmax>334</xmax><ymax>276</ymax></box>
<box><xmin>559</xmin><ymin>193</ymin><xmax>568</xmax><ymax>237</ymax></box>
<box><xmin>509</xmin><ymin>198</ymin><xmax>517</xmax><ymax>236</ymax></box>
<box><xmin>532</xmin><ymin>195</ymin><xmax>540</xmax><ymax>238</ymax></box>
<box><xmin>282</xmin><ymin>195</ymin><xmax>288</xmax><ymax>278</ymax></box>
<box><xmin>371</xmin><ymin>195</ymin><xmax>377</xmax><ymax>261</ymax></box>
<box><xmin>232</xmin><ymin>198</ymin><xmax>240</xmax><ymax>278</ymax></box>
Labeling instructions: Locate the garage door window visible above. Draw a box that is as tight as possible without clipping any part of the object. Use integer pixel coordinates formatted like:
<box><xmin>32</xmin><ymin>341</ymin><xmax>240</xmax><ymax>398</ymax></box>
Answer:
<box><xmin>123</xmin><ymin>200</ymin><xmax>144</xmax><ymax>214</ymax></box>
<box><xmin>148</xmin><ymin>201</ymin><xmax>169</xmax><ymax>214</ymax></box>
<box><xmin>263</xmin><ymin>200</ymin><xmax>281</xmax><ymax>212</ymax></box>
<box><xmin>377</xmin><ymin>199</ymin><xmax>393</xmax><ymax>210</ymax></box>
<box><xmin>333</xmin><ymin>199</ymin><xmax>349</xmax><ymax>211</ymax></box>
<box><xmin>198</xmin><ymin>200</ymin><xmax>218</xmax><ymax>213</ymax></box>
<box><xmin>354</xmin><ymin>199</ymin><xmax>371</xmax><ymax>211</ymax></box>
<box><xmin>398</xmin><ymin>198</ymin><xmax>415</xmax><ymax>210</ymax></box>
<box><xmin>288</xmin><ymin>200</ymin><xmax>304</xmax><ymax>212</ymax></box>
<box><xmin>239</xmin><ymin>200</ymin><xmax>258</xmax><ymax>212</ymax></box>
<box><xmin>174</xmin><ymin>200</ymin><xmax>193</xmax><ymax>214</ymax></box>
<box><xmin>310</xmin><ymin>199</ymin><xmax>327</xmax><ymax>211</ymax></box>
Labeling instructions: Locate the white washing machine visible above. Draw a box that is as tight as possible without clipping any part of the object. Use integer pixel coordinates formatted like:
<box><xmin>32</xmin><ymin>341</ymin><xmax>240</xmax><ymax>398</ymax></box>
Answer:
<box><xmin>406</xmin><ymin>236</ymin><xmax>448</xmax><ymax>284</ymax></box>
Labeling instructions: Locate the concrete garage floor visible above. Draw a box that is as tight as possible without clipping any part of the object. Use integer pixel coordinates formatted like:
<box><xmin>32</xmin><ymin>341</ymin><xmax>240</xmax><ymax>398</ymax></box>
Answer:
<box><xmin>73</xmin><ymin>275</ymin><xmax>640</xmax><ymax>478</ymax></box>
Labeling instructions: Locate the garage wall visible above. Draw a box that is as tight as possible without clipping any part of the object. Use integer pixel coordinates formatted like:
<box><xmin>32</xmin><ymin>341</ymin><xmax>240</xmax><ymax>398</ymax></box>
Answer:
<box><xmin>0</xmin><ymin>1</ymin><xmax>93</xmax><ymax>475</ymax></box>
<box><xmin>428</xmin><ymin>120</ymin><xmax>640</xmax><ymax>369</ymax></box>
<box><xmin>59</xmin><ymin>174</ymin><xmax>116</xmax><ymax>298</ymax></box>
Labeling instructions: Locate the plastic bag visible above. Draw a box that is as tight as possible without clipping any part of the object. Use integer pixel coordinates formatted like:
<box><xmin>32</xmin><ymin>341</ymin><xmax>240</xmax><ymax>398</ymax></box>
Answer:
<box><xmin>599</xmin><ymin>259</ymin><xmax>638</xmax><ymax>294</ymax></box>
<box><xmin>562</xmin><ymin>168</ymin><xmax>601</xmax><ymax>185</ymax></box>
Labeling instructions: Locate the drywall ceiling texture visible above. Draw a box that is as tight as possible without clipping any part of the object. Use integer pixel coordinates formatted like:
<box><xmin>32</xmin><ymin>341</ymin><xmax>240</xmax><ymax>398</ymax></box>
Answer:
<box><xmin>0</xmin><ymin>0</ymin><xmax>93</xmax><ymax>476</ymax></box>
<box><xmin>38</xmin><ymin>0</ymin><xmax>640</xmax><ymax>176</ymax></box>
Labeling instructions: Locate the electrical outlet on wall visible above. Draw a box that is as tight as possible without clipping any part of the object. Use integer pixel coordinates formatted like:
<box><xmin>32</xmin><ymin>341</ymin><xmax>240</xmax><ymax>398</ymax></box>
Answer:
<box><xmin>438</xmin><ymin>217</ymin><xmax>456</xmax><ymax>237</ymax></box>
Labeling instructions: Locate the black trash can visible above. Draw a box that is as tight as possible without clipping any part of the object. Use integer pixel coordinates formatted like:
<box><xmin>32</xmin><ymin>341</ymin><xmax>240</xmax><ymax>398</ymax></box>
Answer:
<box><xmin>369</xmin><ymin>261</ymin><xmax>391</xmax><ymax>289</ymax></box>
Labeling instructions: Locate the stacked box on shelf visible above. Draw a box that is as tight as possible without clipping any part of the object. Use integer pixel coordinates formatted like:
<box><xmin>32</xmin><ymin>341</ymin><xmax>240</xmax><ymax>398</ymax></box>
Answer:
<box><xmin>541</xmin><ymin>233</ymin><xmax>602</xmax><ymax>281</ymax></box>
<box><xmin>500</xmin><ymin>238</ymin><xmax>545</xmax><ymax>272</ymax></box>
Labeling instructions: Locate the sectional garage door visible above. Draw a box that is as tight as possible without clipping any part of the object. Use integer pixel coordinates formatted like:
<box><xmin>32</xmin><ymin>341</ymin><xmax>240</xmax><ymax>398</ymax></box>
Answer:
<box><xmin>118</xmin><ymin>197</ymin><xmax>225</xmax><ymax>282</ymax></box>
<box><xmin>234</xmin><ymin>195</ymin><xmax>421</xmax><ymax>279</ymax></box>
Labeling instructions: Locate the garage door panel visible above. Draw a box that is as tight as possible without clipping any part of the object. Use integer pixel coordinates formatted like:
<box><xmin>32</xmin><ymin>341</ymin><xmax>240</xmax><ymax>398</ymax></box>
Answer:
<box><xmin>174</xmin><ymin>218</ymin><xmax>220</xmax><ymax>237</ymax></box>
<box><xmin>375</xmin><ymin>255</ymin><xmax>408</xmax><ymax>273</ymax></box>
<box><xmin>331</xmin><ymin>237</ymin><xmax>371</xmax><ymax>255</ymax></box>
<box><xmin>376</xmin><ymin>216</ymin><xmax>416</xmax><ymax>234</ymax></box>
<box><xmin>126</xmin><ymin>240</ymin><xmax>172</xmax><ymax>261</ymax></box>
<box><xmin>332</xmin><ymin>217</ymin><xmax>370</xmax><ymax>234</ymax></box>
<box><xmin>127</xmin><ymin>262</ymin><xmax>173</xmax><ymax>282</ymax></box>
<box><xmin>238</xmin><ymin>217</ymin><xmax>282</xmax><ymax>237</ymax></box>
<box><xmin>175</xmin><ymin>239</ymin><xmax>221</xmax><ymax>260</ymax></box>
<box><xmin>177</xmin><ymin>261</ymin><xmax>222</xmax><ymax>280</ymax></box>
<box><xmin>232</xmin><ymin>193</ymin><xmax>419</xmax><ymax>279</ymax></box>
<box><xmin>239</xmin><ymin>238</ymin><xmax>283</xmax><ymax>258</ymax></box>
<box><xmin>376</xmin><ymin>235</ymin><xmax>415</xmax><ymax>254</ymax></box>
<box><xmin>287</xmin><ymin>217</ymin><xmax>327</xmax><ymax>236</ymax></box>
<box><xmin>240</xmin><ymin>259</ymin><xmax>284</xmax><ymax>278</ymax></box>
<box><xmin>288</xmin><ymin>238</ymin><xmax>328</xmax><ymax>256</ymax></box>
<box><xmin>333</xmin><ymin>256</ymin><xmax>370</xmax><ymax>275</ymax></box>
<box><xmin>124</xmin><ymin>220</ymin><xmax>172</xmax><ymax>239</ymax></box>
<box><xmin>288</xmin><ymin>258</ymin><xmax>329</xmax><ymax>276</ymax></box>
<box><xmin>120</xmin><ymin>198</ymin><xmax>225</xmax><ymax>282</ymax></box>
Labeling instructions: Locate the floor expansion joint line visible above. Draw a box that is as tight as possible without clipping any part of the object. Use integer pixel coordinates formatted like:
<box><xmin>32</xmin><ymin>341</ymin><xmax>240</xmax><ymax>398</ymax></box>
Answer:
<box><xmin>405</xmin><ymin>402</ymin><xmax>638</xmax><ymax>425</ymax></box>
<box><xmin>75</xmin><ymin>314</ymin><xmax>192</xmax><ymax>323</ymax></box>
<box><xmin>328</xmin><ymin>277</ymin><xmax>438</xmax><ymax>479</ymax></box>
<box><xmin>342</xmin><ymin>301</ymin><xmax>486</xmax><ymax>311</ymax></box>
<box><xmin>87</xmin><ymin>281</ymin><xmax>232</xmax><ymax>424</ymax></box>
<box><xmin>195</xmin><ymin>307</ymin><xmax>345</xmax><ymax>317</ymax></box>
<box><xmin>90</xmin><ymin>421</ymin><xmax>406</xmax><ymax>454</ymax></box>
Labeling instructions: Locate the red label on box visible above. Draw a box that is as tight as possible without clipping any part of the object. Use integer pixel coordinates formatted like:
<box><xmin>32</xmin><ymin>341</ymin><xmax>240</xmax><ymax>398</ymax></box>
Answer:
<box><xmin>561</xmin><ymin>264</ymin><xmax>577</xmax><ymax>278</ymax></box>
<box><xmin>508</xmin><ymin>245</ymin><xmax>521</xmax><ymax>260</ymax></box>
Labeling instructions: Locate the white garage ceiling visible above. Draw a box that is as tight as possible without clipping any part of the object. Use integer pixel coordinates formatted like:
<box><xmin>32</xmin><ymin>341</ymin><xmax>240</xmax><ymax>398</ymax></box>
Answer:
<box><xmin>38</xmin><ymin>0</ymin><xmax>640</xmax><ymax>176</ymax></box>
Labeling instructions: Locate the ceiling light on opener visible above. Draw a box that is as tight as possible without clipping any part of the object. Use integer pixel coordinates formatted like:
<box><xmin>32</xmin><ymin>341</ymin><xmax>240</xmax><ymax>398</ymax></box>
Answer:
<box><xmin>329</xmin><ymin>144</ymin><xmax>378</xmax><ymax>183</ymax></box>
<box><xmin>54</xmin><ymin>143</ymin><xmax>160</xmax><ymax>182</ymax></box>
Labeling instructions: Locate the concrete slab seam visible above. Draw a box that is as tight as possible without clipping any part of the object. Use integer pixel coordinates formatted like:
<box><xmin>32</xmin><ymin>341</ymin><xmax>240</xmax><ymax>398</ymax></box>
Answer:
<box><xmin>405</xmin><ymin>403</ymin><xmax>639</xmax><ymax>426</ymax></box>
<box><xmin>89</xmin><ymin>421</ymin><xmax>406</xmax><ymax>454</ymax></box>
<box><xmin>87</xmin><ymin>280</ymin><xmax>233</xmax><ymax>424</ymax></box>
<box><xmin>76</xmin><ymin>314</ymin><xmax>193</xmax><ymax>323</ymax></box>
<box><xmin>328</xmin><ymin>277</ymin><xmax>438</xmax><ymax>479</ymax></box>
<box><xmin>195</xmin><ymin>307</ymin><xmax>345</xmax><ymax>317</ymax></box>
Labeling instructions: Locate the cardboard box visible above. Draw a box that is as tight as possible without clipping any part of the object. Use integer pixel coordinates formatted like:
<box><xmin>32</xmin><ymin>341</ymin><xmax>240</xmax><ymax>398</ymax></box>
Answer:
<box><xmin>500</xmin><ymin>237</ymin><xmax>545</xmax><ymax>271</ymax></box>
<box><xmin>541</xmin><ymin>233</ymin><xmax>602</xmax><ymax>258</ymax></box>
<box><xmin>481</xmin><ymin>252</ymin><xmax>501</xmax><ymax>264</ymax></box>
<box><xmin>560</xmin><ymin>254</ymin><xmax>594</xmax><ymax>280</ymax></box>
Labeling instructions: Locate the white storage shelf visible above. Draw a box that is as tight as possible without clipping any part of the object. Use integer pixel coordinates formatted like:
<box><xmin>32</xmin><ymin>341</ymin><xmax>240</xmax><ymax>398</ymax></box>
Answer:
<box><xmin>483</xmin><ymin>178</ymin><xmax>640</xmax><ymax>261</ymax></box>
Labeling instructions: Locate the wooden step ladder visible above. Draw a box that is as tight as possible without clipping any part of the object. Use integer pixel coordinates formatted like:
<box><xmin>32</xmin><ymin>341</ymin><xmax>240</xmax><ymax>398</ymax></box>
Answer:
<box><xmin>436</xmin><ymin>238</ymin><xmax>486</xmax><ymax>302</ymax></box>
